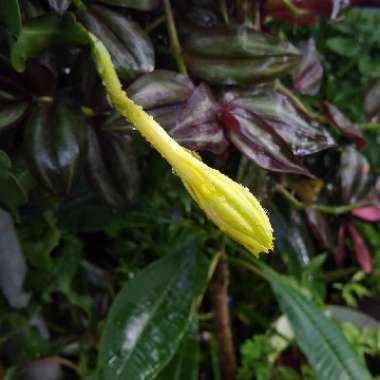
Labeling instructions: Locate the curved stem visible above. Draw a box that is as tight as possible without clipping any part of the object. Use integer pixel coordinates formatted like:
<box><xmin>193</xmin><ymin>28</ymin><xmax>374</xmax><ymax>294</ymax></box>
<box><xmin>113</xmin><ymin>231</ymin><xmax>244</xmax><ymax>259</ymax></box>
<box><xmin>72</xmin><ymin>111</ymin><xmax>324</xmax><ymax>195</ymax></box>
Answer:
<box><xmin>276</xmin><ymin>185</ymin><xmax>369</xmax><ymax>216</ymax></box>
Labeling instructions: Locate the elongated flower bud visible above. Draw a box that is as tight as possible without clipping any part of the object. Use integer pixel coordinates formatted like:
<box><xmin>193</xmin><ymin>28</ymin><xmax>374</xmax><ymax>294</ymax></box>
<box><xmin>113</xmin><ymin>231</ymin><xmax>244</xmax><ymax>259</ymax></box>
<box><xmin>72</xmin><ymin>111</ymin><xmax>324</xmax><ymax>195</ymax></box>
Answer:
<box><xmin>90</xmin><ymin>34</ymin><xmax>273</xmax><ymax>255</ymax></box>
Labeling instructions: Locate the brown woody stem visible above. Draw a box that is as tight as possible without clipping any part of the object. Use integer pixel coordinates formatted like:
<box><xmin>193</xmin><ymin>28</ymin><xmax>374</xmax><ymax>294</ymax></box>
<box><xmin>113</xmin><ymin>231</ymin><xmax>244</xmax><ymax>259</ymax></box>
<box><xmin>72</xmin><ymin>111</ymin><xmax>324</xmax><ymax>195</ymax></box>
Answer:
<box><xmin>209</xmin><ymin>252</ymin><xmax>237</xmax><ymax>380</ymax></box>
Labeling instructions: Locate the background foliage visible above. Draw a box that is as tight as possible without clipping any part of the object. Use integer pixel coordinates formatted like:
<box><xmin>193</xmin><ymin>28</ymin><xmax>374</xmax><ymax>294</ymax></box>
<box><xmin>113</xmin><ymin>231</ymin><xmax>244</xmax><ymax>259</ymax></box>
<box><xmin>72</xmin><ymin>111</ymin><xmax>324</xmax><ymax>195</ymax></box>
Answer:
<box><xmin>1</xmin><ymin>1</ymin><xmax>380</xmax><ymax>379</ymax></box>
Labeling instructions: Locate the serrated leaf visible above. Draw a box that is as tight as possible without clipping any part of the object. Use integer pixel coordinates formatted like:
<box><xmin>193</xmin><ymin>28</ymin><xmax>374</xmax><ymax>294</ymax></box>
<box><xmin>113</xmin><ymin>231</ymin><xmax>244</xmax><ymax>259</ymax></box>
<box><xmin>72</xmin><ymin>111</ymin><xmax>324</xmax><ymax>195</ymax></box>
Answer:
<box><xmin>96</xmin><ymin>236</ymin><xmax>201</xmax><ymax>380</ymax></box>
<box><xmin>11</xmin><ymin>13</ymin><xmax>89</xmax><ymax>72</ymax></box>
<box><xmin>260</xmin><ymin>262</ymin><xmax>373</xmax><ymax>380</ymax></box>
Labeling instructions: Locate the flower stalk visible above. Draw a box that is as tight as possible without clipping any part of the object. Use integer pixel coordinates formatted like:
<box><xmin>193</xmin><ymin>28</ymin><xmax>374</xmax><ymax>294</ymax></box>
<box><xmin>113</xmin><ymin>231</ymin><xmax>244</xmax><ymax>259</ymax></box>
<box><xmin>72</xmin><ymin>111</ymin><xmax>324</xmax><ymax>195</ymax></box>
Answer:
<box><xmin>90</xmin><ymin>34</ymin><xmax>273</xmax><ymax>256</ymax></box>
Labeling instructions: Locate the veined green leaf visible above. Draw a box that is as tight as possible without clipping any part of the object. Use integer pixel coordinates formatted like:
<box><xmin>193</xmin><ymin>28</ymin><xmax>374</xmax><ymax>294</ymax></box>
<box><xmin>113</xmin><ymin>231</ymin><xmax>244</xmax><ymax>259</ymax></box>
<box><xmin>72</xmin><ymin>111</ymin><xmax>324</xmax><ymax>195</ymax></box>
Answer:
<box><xmin>96</xmin><ymin>236</ymin><xmax>202</xmax><ymax>380</ymax></box>
<box><xmin>260</xmin><ymin>263</ymin><xmax>372</xmax><ymax>380</ymax></box>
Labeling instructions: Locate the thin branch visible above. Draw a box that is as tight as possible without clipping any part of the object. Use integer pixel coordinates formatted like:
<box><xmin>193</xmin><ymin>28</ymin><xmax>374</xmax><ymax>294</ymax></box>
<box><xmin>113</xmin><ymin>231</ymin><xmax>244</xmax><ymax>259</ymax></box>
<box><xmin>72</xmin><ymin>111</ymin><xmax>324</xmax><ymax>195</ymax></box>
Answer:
<box><xmin>219</xmin><ymin>0</ymin><xmax>230</xmax><ymax>23</ymax></box>
<box><xmin>145</xmin><ymin>15</ymin><xmax>165</xmax><ymax>33</ymax></box>
<box><xmin>209</xmin><ymin>252</ymin><xmax>237</xmax><ymax>380</ymax></box>
<box><xmin>163</xmin><ymin>0</ymin><xmax>188</xmax><ymax>76</ymax></box>
<box><xmin>281</xmin><ymin>0</ymin><xmax>310</xmax><ymax>16</ymax></box>
<box><xmin>276</xmin><ymin>185</ymin><xmax>369</xmax><ymax>216</ymax></box>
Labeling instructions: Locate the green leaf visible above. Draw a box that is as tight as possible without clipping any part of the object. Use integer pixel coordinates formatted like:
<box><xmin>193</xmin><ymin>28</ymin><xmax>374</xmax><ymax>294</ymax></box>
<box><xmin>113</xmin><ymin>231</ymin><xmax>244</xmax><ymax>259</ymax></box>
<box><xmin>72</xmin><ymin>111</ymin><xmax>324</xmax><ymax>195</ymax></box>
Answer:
<box><xmin>97</xmin><ymin>0</ymin><xmax>160</xmax><ymax>11</ymax></box>
<box><xmin>260</xmin><ymin>263</ymin><xmax>372</xmax><ymax>380</ymax></box>
<box><xmin>11</xmin><ymin>13</ymin><xmax>89</xmax><ymax>72</ymax></box>
<box><xmin>326</xmin><ymin>37</ymin><xmax>360</xmax><ymax>58</ymax></box>
<box><xmin>0</xmin><ymin>102</ymin><xmax>28</xmax><ymax>130</ymax></box>
<box><xmin>0</xmin><ymin>153</ymin><xmax>28</xmax><ymax>213</ymax></box>
<box><xmin>157</xmin><ymin>312</ymin><xmax>200</xmax><ymax>380</ymax></box>
<box><xmin>96</xmin><ymin>236</ymin><xmax>201</xmax><ymax>380</ymax></box>
<box><xmin>0</xmin><ymin>0</ymin><xmax>22</xmax><ymax>37</ymax></box>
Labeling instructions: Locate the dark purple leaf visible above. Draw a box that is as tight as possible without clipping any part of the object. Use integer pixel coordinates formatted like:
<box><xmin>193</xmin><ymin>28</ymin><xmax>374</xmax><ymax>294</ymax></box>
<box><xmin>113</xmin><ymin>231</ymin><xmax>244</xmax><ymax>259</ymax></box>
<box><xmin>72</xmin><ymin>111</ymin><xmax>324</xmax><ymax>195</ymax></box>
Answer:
<box><xmin>351</xmin><ymin>206</ymin><xmax>380</xmax><ymax>222</ymax></box>
<box><xmin>170</xmin><ymin>84</ymin><xmax>229</xmax><ymax>154</ymax></box>
<box><xmin>224</xmin><ymin>89</ymin><xmax>336</xmax><ymax>157</ymax></box>
<box><xmin>224</xmin><ymin>106</ymin><xmax>312</xmax><ymax>176</ymax></box>
<box><xmin>47</xmin><ymin>0</ymin><xmax>72</xmax><ymax>13</ymax></box>
<box><xmin>81</xmin><ymin>5</ymin><xmax>154</xmax><ymax>80</ymax></box>
<box><xmin>305</xmin><ymin>208</ymin><xmax>336</xmax><ymax>254</ymax></box>
<box><xmin>184</xmin><ymin>26</ymin><xmax>300</xmax><ymax>59</ymax></box>
<box><xmin>364</xmin><ymin>72</ymin><xmax>380</xmax><ymax>122</ymax></box>
<box><xmin>293</xmin><ymin>39</ymin><xmax>323</xmax><ymax>95</ymax></box>
<box><xmin>184</xmin><ymin>26</ymin><xmax>300</xmax><ymax>85</ymax></box>
<box><xmin>323</xmin><ymin>102</ymin><xmax>366</xmax><ymax>149</ymax></box>
<box><xmin>98</xmin><ymin>0</ymin><xmax>160</xmax><ymax>11</ymax></box>
<box><xmin>340</xmin><ymin>146</ymin><xmax>372</xmax><ymax>203</ymax></box>
<box><xmin>337</xmin><ymin>223</ymin><xmax>346</xmax><ymax>266</ymax></box>
<box><xmin>127</xmin><ymin>70</ymin><xmax>194</xmax><ymax>109</ymax></box>
<box><xmin>347</xmin><ymin>223</ymin><xmax>372</xmax><ymax>274</ymax></box>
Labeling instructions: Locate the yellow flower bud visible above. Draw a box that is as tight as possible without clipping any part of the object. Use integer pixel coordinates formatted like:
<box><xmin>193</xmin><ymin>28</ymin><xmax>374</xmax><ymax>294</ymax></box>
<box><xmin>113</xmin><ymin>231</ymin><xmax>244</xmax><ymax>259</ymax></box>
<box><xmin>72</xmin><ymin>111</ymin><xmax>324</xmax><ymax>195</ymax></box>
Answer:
<box><xmin>90</xmin><ymin>34</ymin><xmax>273</xmax><ymax>255</ymax></box>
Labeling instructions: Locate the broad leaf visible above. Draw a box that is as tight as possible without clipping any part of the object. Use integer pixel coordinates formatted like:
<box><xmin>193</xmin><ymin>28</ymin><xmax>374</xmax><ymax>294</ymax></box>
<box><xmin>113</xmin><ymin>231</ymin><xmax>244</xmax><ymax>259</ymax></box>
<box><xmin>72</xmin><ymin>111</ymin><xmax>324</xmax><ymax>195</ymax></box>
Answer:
<box><xmin>223</xmin><ymin>106</ymin><xmax>312</xmax><ymax>176</ymax></box>
<box><xmin>293</xmin><ymin>39</ymin><xmax>323</xmax><ymax>95</ymax></box>
<box><xmin>0</xmin><ymin>0</ymin><xmax>22</xmax><ymax>37</ymax></box>
<box><xmin>323</xmin><ymin>102</ymin><xmax>366</xmax><ymax>149</ymax></box>
<box><xmin>225</xmin><ymin>90</ymin><xmax>335</xmax><ymax>157</ymax></box>
<box><xmin>184</xmin><ymin>26</ymin><xmax>299</xmax><ymax>84</ymax></box>
<box><xmin>82</xmin><ymin>5</ymin><xmax>154</xmax><ymax>80</ymax></box>
<box><xmin>170</xmin><ymin>84</ymin><xmax>229</xmax><ymax>154</ymax></box>
<box><xmin>96</xmin><ymin>236</ymin><xmax>202</xmax><ymax>380</ymax></box>
<box><xmin>347</xmin><ymin>223</ymin><xmax>372</xmax><ymax>274</ymax></box>
<box><xmin>364</xmin><ymin>72</ymin><xmax>380</xmax><ymax>122</ymax></box>
<box><xmin>0</xmin><ymin>102</ymin><xmax>28</xmax><ymax>130</ymax></box>
<box><xmin>260</xmin><ymin>263</ymin><xmax>373</xmax><ymax>380</ymax></box>
<box><xmin>157</xmin><ymin>312</ymin><xmax>200</xmax><ymax>380</ymax></box>
<box><xmin>0</xmin><ymin>208</ymin><xmax>29</xmax><ymax>308</ymax></box>
<box><xmin>11</xmin><ymin>13</ymin><xmax>89</xmax><ymax>72</ymax></box>
<box><xmin>340</xmin><ymin>146</ymin><xmax>371</xmax><ymax>203</ymax></box>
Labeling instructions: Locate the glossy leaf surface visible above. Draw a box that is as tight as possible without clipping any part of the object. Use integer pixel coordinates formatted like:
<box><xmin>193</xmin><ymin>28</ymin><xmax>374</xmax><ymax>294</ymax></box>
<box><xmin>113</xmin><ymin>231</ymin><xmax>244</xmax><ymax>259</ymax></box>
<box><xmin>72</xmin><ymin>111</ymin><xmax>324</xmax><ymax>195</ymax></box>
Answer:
<box><xmin>82</xmin><ymin>5</ymin><xmax>154</xmax><ymax>80</ymax></box>
<box><xmin>0</xmin><ymin>0</ymin><xmax>22</xmax><ymax>37</ymax></box>
<box><xmin>86</xmin><ymin>127</ymin><xmax>140</xmax><ymax>208</ymax></box>
<box><xmin>170</xmin><ymin>84</ymin><xmax>229</xmax><ymax>154</ymax></box>
<box><xmin>96</xmin><ymin>237</ymin><xmax>201</xmax><ymax>380</ymax></box>
<box><xmin>293</xmin><ymin>39</ymin><xmax>323</xmax><ymax>95</ymax></box>
<box><xmin>323</xmin><ymin>102</ymin><xmax>366</xmax><ymax>149</ymax></box>
<box><xmin>11</xmin><ymin>13</ymin><xmax>89</xmax><ymax>72</ymax></box>
<box><xmin>225</xmin><ymin>90</ymin><xmax>335</xmax><ymax>157</ymax></box>
<box><xmin>347</xmin><ymin>223</ymin><xmax>372</xmax><ymax>274</ymax></box>
<box><xmin>24</xmin><ymin>99</ymin><xmax>86</xmax><ymax>195</ymax></box>
<box><xmin>261</xmin><ymin>262</ymin><xmax>373</xmax><ymax>380</ymax></box>
<box><xmin>364</xmin><ymin>73</ymin><xmax>380</xmax><ymax>122</ymax></box>
<box><xmin>184</xmin><ymin>26</ymin><xmax>299</xmax><ymax>84</ymax></box>
<box><xmin>157</xmin><ymin>313</ymin><xmax>200</xmax><ymax>380</ymax></box>
<box><xmin>340</xmin><ymin>146</ymin><xmax>371</xmax><ymax>203</ymax></box>
<box><xmin>225</xmin><ymin>106</ymin><xmax>312</xmax><ymax>176</ymax></box>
